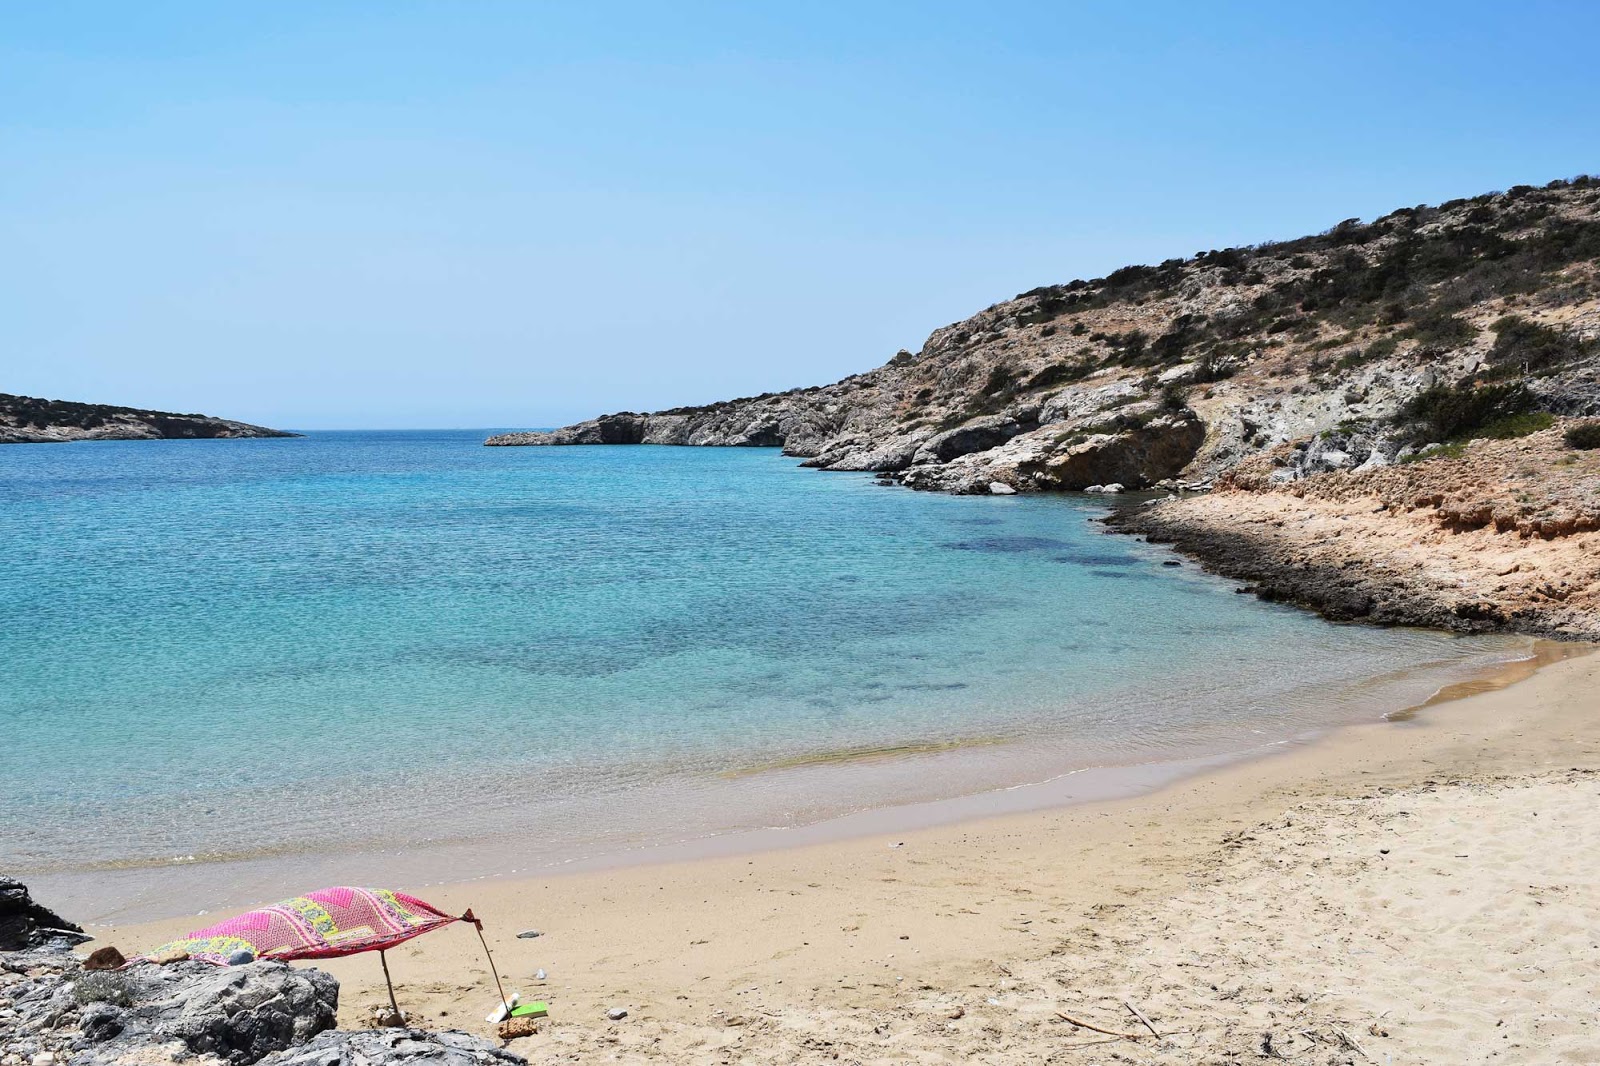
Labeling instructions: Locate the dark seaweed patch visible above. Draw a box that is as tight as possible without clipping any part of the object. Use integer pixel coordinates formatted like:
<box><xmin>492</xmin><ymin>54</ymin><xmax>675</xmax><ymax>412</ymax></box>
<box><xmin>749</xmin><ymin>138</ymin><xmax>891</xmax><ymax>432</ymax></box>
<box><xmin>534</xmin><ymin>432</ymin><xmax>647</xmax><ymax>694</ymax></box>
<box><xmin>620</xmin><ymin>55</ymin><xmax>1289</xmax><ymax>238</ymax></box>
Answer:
<box><xmin>943</xmin><ymin>536</ymin><xmax>1071</xmax><ymax>553</ymax></box>
<box><xmin>1052</xmin><ymin>552</ymin><xmax>1137</xmax><ymax>567</ymax></box>
<box><xmin>1089</xmin><ymin>568</ymin><xmax>1152</xmax><ymax>580</ymax></box>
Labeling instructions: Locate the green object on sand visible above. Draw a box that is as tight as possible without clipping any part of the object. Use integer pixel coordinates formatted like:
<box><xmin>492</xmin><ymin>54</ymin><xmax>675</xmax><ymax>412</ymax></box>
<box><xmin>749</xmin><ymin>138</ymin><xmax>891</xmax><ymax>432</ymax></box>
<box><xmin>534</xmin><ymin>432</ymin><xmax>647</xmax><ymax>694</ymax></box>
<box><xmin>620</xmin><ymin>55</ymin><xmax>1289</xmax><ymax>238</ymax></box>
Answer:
<box><xmin>510</xmin><ymin>1002</ymin><xmax>548</xmax><ymax>1018</ymax></box>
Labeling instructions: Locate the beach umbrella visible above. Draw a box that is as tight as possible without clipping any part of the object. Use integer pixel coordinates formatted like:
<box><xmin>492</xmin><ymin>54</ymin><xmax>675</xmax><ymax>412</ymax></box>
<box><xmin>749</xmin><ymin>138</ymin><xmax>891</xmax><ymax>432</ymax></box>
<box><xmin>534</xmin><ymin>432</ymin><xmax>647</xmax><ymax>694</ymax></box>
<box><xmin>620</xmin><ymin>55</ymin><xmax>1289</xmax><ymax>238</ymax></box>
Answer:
<box><xmin>135</xmin><ymin>886</ymin><xmax>509</xmax><ymax>1022</ymax></box>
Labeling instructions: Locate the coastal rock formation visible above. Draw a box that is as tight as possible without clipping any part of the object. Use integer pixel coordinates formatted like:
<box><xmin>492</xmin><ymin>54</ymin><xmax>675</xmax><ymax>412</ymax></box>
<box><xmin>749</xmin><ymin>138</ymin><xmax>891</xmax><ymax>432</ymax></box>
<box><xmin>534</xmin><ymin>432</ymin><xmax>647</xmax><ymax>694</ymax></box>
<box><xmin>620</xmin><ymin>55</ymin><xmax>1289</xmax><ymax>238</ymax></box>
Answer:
<box><xmin>0</xmin><ymin>881</ymin><xmax>521</xmax><ymax>1066</ymax></box>
<box><xmin>2</xmin><ymin>954</ymin><xmax>338</xmax><ymax>1066</ymax></box>
<box><xmin>900</xmin><ymin>412</ymin><xmax>1206</xmax><ymax>493</ymax></box>
<box><xmin>0</xmin><ymin>878</ymin><xmax>88</xmax><ymax>952</ymax></box>
<box><xmin>490</xmin><ymin>177</ymin><xmax>1600</xmax><ymax>638</ymax></box>
<box><xmin>261</xmin><ymin>1028</ymin><xmax>528</xmax><ymax>1066</ymax></box>
<box><xmin>489</xmin><ymin>178</ymin><xmax>1600</xmax><ymax>502</ymax></box>
<box><xmin>1112</xmin><ymin>425</ymin><xmax>1600</xmax><ymax>640</ymax></box>
<box><xmin>0</xmin><ymin>394</ymin><xmax>296</xmax><ymax>444</ymax></box>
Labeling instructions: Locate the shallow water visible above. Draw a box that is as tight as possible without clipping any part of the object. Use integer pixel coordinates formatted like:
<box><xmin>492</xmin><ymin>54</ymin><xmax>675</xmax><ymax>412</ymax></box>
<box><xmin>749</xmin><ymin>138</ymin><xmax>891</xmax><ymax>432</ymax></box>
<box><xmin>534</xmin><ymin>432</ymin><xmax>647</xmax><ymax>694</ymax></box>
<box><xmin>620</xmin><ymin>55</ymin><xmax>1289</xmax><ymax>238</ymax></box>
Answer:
<box><xmin>0</xmin><ymin>431</ymin><xmax>1526</xmax><ymax>920</ymax></box>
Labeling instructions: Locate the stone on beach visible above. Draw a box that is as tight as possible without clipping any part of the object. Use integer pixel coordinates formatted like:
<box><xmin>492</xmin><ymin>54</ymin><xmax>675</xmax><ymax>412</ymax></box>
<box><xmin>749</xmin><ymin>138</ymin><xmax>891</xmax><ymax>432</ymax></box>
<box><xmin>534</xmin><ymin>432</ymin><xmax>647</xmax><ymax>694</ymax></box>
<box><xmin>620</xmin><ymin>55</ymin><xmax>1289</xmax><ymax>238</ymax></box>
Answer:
<box><xmin>4</xmin><ymin>955</ymin><xmax>338</xmax><ymax>1066</ymax></box>
<box><xmin>82</xmin><ymin>946</ymin><xmax>126</xmax><ymax>970</ymax></box>
<box><xmin>262</xmin><ymin>1028</ymin><xmax>525</xmax><ymax>1066</ymax></box>
<box><xmin>0</xmin><ymin>877</ymin><xmax>88</xmax><ymax>952</ymax></box>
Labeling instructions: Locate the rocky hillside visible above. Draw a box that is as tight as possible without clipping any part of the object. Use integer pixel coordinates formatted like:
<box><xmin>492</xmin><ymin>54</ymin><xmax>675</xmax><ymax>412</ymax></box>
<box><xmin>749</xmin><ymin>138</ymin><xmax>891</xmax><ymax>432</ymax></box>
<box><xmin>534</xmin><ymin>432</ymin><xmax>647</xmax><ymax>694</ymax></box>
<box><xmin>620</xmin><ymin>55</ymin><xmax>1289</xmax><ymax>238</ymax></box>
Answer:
<box><xmin>1</xmin><ymin>394</ymin><xmax>296</xmax><ymax>444</ymax></box>
<box><xmin>489</xmin><ymin>177</ymin><xmax>1600</xmax><ymax>497</ymax></box>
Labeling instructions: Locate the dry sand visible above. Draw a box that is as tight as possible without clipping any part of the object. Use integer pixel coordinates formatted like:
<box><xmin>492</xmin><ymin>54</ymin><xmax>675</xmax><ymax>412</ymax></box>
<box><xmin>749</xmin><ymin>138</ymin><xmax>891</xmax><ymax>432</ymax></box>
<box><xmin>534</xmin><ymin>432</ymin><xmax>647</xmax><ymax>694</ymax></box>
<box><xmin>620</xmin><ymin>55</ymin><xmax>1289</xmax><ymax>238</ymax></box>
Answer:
<box><xmin>112</xmin><ymin>647</ymin><xmax>1600</xmax><ymax>1064</ymax></box>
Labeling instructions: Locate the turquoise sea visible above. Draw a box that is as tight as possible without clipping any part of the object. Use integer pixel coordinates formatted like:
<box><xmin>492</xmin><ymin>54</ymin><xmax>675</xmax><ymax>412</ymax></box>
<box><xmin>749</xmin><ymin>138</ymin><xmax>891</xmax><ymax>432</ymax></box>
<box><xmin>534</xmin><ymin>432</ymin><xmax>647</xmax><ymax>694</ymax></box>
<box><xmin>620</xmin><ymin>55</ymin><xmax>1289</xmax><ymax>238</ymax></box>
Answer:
<box><xmin>0</xmin><ymin>431</ymin><xmax>1526</xmax><ymax>920</ymax></box>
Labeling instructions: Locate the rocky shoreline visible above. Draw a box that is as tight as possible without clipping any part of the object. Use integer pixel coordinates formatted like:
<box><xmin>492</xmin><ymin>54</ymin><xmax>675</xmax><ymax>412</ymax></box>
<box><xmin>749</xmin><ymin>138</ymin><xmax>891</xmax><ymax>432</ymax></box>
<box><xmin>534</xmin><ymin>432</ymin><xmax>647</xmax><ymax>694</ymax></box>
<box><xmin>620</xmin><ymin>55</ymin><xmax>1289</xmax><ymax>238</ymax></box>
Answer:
<box><xmin>1110</xmin><ymin>426</ymin><xmax>1600</xmax><ymax>641</ymax></box>
<box><xmin>491</xmin><ymin>178</ymin><xmax>1600</xmax><ymax>639</ymax></box>
<box><xmin>0</xmin><ymin>879</ymin><xmax>521</xmax><ymax>1066</ymax></box>
<box><xmin>0</xmin><ymin>395</ymin><xmax>296</xmax><ymax>445</ymax></box>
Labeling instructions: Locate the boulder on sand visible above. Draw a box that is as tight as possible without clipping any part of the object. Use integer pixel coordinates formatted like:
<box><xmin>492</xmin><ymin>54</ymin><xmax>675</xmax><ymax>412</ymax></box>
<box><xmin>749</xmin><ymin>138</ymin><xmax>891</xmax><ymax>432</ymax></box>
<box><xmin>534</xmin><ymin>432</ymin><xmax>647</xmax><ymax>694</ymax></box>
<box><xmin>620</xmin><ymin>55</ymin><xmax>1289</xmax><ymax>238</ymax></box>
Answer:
<box><xmin>262</xmin><ymin>1028</ymin><xmax>527</xmax><ymax>1066</ymax></box>
<box><xmin>0</xmin><ymin>876</ymin><xmax>88</xmax><ymax>950</ymax></box>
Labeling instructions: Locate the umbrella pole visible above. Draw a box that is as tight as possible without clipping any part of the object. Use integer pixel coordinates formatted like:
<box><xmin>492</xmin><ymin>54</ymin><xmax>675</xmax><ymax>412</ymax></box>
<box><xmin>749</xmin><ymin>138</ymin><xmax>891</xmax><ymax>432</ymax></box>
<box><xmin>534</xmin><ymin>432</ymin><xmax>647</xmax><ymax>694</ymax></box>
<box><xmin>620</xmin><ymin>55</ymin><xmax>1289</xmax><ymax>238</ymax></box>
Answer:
<box><xmin>378</xmin><ymin>949</ymin><xmax>402</xmax><ymax>1025</ymax></box>
<box><xmin>471</xmin><ymin>919</ymin><xmax>511</xmax><ymax>1015</ymax></box>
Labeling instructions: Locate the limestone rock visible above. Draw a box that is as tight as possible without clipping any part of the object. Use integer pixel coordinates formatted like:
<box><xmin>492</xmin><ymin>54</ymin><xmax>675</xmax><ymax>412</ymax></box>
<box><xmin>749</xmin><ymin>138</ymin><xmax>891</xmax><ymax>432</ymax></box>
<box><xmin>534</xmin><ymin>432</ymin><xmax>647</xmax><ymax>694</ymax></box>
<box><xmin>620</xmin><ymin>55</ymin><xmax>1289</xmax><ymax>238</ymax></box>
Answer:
<box><xmin>5</xmin><ymin>957</ymin><xmax>338</xmax><ymax>1066</ymax></box>
<box><xmin>167</xmin><ymin>963</ymin><xmax>339</xmax><ymax>1063</ymax></box>
<box><xmin>260</xmin><ymin>1028</ymin><xmax>527</xmax><ymax>1066</ymax></box>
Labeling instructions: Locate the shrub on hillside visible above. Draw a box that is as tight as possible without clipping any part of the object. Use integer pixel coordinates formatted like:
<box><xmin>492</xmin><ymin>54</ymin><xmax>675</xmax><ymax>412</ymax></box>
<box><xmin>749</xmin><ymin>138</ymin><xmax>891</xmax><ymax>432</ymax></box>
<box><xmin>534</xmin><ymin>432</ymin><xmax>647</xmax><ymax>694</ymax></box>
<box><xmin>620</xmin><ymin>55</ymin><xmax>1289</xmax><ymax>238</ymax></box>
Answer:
<box><xmin>1192</xmin><ymin>353</ymin><xmax>1236</xmax><ymax>383</ymax></box>
<box><xmin>1395</xmin><ymin>381</ymin><xmax>1536</xmax><ymax>444</ymax></box>
<box><xmin>1565</xmin><ymin>420</ymin><xmax>1600</xmax><ymax>449</ymax></box>
<box><xmin>1404</xmin><ymin>310</ymin><xmax>1478</xmax><ymax>347</ymax></box>
<box><xmin>1486</xmin><ymin>316</ymin><xmax>1594</xmax><ymax>375</ymax></box>
<box><xmin>1336</xmin><ymin>335</ymin><xmax>1400</xmax><ymax>371</ymax></box>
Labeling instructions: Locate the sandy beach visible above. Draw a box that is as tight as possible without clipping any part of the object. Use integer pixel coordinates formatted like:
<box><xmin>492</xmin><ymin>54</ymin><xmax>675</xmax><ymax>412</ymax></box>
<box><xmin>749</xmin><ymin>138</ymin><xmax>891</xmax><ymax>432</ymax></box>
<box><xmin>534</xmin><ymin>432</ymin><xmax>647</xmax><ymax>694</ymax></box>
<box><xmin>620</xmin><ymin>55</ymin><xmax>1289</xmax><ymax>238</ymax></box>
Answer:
<box><xmin>96</xmin><ymin>644</ymin><xmax>1599</xmax><ymax>1064</ymax></box>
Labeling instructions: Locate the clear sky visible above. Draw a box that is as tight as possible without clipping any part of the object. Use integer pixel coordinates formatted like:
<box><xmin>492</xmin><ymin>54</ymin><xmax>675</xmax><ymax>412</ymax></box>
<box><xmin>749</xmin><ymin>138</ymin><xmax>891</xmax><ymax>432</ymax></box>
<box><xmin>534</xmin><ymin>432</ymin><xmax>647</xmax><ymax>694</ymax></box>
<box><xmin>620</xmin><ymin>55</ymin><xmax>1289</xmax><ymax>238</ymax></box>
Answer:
<box><xmin>4</xmin><ymin>2</ymin><xmax>1598</xmax><ymax>429</ymax></box>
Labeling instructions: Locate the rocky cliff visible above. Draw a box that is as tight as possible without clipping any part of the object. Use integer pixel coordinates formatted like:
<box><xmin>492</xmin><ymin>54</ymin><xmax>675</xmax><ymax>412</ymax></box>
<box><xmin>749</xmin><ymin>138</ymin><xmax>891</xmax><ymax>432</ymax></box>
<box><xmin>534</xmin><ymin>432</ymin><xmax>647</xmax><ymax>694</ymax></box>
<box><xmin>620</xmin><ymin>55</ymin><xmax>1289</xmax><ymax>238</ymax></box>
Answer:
<box><xmin>0</xmin><ymin>395</ymin><xmax>297</xmax><ymax>444</ymax></box>
<box><xmin>488</xmin><ymin>177</ymin><xmax>1600</xmax><ymax>498</ymax></box>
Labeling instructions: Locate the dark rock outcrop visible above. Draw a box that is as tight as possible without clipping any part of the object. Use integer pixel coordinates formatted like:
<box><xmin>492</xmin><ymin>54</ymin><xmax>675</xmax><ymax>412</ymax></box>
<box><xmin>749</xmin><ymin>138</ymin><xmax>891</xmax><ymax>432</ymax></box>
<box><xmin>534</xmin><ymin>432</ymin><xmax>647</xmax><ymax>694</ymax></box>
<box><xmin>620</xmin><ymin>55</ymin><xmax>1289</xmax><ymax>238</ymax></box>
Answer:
<box><xmin>0</xmin><ymin>881</ymin><xmax>525</xmax><ymax>1066</ymax></box>
<box><xmin>3</xmin><ymin>956</ymin><xmax>338</xmax><ymax>1066</ymax></box>
<box><xmin>0</xmin><ymin>877</ymin><xmax>87</xmax><ymax>951</ymax></box>
<box><xmin>163</xmin><ymin>962</ymin><xmax>340</xmax><ymax>1064</ymax></box>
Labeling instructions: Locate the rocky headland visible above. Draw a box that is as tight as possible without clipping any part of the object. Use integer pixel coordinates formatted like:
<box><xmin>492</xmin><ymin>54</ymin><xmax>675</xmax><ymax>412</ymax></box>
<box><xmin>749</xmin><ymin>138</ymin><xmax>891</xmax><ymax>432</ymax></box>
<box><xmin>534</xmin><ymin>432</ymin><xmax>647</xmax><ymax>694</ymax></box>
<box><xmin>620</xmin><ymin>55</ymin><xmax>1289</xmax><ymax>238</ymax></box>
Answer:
<box><xmin>0</xmin><ymin>395</ymin><xmax>296</xmax><ymax>444</ymax></box>
<box><xmin>492</xmin><ymin>177</ymin><xmax>1600</xmax><ymax>637</ymax></box>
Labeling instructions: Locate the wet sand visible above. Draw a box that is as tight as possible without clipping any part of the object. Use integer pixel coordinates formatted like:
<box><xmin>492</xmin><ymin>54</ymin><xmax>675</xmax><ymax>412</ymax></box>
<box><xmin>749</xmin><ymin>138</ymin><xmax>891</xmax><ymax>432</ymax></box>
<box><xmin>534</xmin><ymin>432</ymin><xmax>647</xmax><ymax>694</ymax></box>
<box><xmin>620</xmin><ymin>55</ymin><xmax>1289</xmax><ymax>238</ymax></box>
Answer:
<box><xmin>103</xmin><ymin>643</ymin><xmax>1600</xmax><ymax>1063</ymax></box>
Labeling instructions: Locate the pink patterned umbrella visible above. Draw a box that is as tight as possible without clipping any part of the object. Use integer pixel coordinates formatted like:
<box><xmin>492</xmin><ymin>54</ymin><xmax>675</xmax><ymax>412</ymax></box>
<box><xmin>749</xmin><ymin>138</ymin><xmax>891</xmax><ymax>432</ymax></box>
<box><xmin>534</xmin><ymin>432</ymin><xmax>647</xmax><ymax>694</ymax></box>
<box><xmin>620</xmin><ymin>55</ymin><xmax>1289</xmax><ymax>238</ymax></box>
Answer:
<box><xmin>137</xmin><ymin>886</ymin><xmax>507</xmax><ymax>1022</ymax></box>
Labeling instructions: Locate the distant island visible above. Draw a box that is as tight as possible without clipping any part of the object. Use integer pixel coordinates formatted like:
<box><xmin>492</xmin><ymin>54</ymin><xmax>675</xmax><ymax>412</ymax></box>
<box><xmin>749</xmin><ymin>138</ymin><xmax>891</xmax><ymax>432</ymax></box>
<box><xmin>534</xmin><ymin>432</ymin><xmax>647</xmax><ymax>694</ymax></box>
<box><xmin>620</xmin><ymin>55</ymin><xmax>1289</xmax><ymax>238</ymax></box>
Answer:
<box><xmin>0</xmin><ymin>393</ymin><xmax>297</xmax><ymax>444</ymax></box>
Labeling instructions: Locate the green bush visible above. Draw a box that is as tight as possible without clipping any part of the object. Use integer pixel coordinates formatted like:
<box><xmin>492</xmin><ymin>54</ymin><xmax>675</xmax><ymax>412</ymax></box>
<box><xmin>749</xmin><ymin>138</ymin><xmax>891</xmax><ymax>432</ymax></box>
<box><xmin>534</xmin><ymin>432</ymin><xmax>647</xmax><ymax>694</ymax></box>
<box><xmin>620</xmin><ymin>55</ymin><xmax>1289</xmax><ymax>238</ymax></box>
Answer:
<box><xmin>1476</xmin><ymin>411</ymin><xmax>1554</xmax><ymax>439</ymax></box>
<box><xmin>1395</xmin><ymin>381</ymin><xmax>1537</xmax><ymax>444</ymax></box>
<box><xmin>1336</xmin><ymin>335</ymin><xmax>1399</xmax><ymax>371</ymax></box>
<box><xmin>981</xmin><ymin>364</ymin><xmax>1015</xmax><ymax>395</ymax></box>
<box><xmin>1400</xmin><ymin>441</ymin><xmax>1469</xmax><ymax>464</ymax></box>
<box><xmin>1486</xmin><ymin>315</ymin><xmax>1593</xmax><ymax>375</ymax></box>
<box><xmin>1023</xmin><ymin>361</ymin><xmax>1092</xmax><ymax>390</ymax></box>
<box><xmin>1192</xmin><ymin>354</ymin><xmax>1236</xmax><ymax>383</ymax></box>
<box><xmin>1565</xmin><ymin>420</ymin><xmax>1600</xmax><ymax>449</ymax></box>
<box><xmin>1404</xmin><ymin>310</ymin><xmax>1478</xmax><ymax>347</ymax></box>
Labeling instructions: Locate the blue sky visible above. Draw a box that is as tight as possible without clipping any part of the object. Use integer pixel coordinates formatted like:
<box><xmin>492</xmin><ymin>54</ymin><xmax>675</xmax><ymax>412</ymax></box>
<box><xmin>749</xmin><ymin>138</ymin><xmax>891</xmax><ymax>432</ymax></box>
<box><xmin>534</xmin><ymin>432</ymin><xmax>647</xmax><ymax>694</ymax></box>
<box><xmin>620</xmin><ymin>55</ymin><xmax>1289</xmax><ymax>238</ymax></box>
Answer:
<box><xmin>4</xmin><ymin>2</ymin><xmax>1598</xmax><ymax>429</ymax></box>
